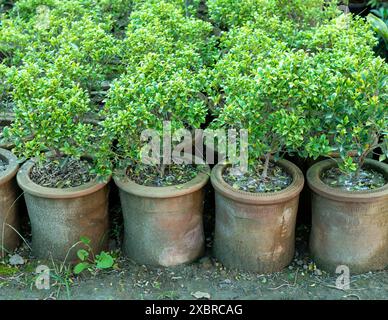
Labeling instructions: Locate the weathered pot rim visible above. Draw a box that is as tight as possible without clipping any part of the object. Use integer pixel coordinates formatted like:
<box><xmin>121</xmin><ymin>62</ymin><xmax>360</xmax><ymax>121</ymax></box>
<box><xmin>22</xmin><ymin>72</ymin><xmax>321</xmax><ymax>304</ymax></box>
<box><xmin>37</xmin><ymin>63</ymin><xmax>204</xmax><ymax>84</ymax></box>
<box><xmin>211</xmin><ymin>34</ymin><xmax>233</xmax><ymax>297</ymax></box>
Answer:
<box><xmin>17</xmin><ymin>157</ymin><xmax>111</xmax><ymax>199</ymax></box>
<box><xmin>307</xmin><ymin>159</ymin><xmax>388</xmax><ymax>202</ymax></box>
<box><xmin>211</xmin><ymin>159</ymin><xmax>304</xmax><ymax>205</ymax></box>
<box><xmin>113</xmin><ymin>157</ymin><xmax>210</xmax><ymax>199</ymax></box>
<box><xmin>0</xmin><ymin>148</ymin><xmax>19</xmax><ymax>186</ymax></box>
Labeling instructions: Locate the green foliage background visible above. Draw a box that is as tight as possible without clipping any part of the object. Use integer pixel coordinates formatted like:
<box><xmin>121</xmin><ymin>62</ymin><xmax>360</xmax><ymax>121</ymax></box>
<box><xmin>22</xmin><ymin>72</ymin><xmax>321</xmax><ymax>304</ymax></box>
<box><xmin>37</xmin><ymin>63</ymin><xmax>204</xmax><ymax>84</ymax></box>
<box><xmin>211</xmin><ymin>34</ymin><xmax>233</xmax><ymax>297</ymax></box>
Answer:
<box><xmin>0</xmin><ymin>0</ymin><xmax>387</xmax><ymax>178</ymax></box>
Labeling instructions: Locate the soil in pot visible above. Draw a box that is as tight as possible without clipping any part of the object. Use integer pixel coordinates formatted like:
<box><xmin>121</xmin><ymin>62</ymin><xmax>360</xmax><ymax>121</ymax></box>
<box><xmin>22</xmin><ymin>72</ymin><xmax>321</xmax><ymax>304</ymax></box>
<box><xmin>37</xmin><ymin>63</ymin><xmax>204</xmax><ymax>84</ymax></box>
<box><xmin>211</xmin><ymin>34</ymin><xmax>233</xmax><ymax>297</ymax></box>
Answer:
<box><xmin>321</xmin><ymin>167</ymin><xmax>386</xmax><ymax>191</ymax></box>
<box><xmin>211</xmin><ymin>159</ymin><xmax>304</xmax><ymax>274</ymax></box>
<box><xmin>30</xmin><ymin>157</ymin><xmax>96</xmax><ymax>188</ymax></box>
<box><xmin>308</xmin><ymin>159</ymin><xmax>388</xmax><ymax>274</ymax></box>
<box><xmin>17</xmin><ymin>156</ymin><xmax>110</xmax><ymax>262</ymax></box>
<box><xmin>222</xmin><ymin>162</ymin><xmax>292</xmax><ymax>193</ymax></box>
<box><xmin>114</xmin><ymin>161</ymin><xmax>210</xmax><ymax>267</ymax></box>
<box><xmin>0</xmin><ymin>158</ymin><xmax>8</xmax><ymax>172</ymax></box>
<box><xmin>0</xmin><ymin>148</ymin><xmax>20</xmax><ymax>258</ymax></box>
<box><xmin>126</xmin><ymin>163</ymin><xmax>200</xmax><ymax>187</ymax></box>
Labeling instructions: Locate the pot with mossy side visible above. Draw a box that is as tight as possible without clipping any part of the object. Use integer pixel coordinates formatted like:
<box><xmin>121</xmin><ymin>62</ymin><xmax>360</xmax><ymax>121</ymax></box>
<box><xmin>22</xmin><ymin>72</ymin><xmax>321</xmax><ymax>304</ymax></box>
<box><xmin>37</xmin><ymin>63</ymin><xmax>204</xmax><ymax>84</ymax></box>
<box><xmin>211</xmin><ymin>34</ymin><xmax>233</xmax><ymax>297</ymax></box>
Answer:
<box><xmin>17</xmin><ymin>158</ymin><xmax>110</xmax><ymax>262</ymax></box>
<box><xmin>114</xmin><ymin>163</ymin><xmax>210</xmax><ymax>267</ymax></box>
<box><xmin>211</xmin><ymin>159</ymin><xmax>304</xmax><ymax>273</ymax></box>
<box><xmin>0</xmin><ymin>148</ymin><xmax>20</xmax><ymax>257</ymax></box>
<box><xmin>308</xmin><ymin>159</ymin><xmax>388</xmax><ymax>274</ymax></box>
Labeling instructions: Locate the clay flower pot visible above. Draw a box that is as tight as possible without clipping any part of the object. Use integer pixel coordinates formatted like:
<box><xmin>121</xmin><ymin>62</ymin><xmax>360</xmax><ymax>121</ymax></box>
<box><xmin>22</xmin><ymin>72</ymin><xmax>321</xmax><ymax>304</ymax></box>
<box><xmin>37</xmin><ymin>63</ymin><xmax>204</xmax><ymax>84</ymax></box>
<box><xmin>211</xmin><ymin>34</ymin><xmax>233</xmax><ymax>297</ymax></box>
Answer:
<box><xmin>211</xmin><ymin>159</ymin><xmax>304</xmax><ymax>273</ymax></box>
<box><xmin>307</xmin><ymin>159</ymin><xmax>388</xmax><ymax>274</ymax></box>
<box><xmin>17</xmin><ymin>158</ymin><xmax>110</xmax><ymax>262</ymax></box>
<box><xmin>0</xmin><ymin>148</ymin><xmax>20</xmax><ymax>257</ymax></box>
<box><xmin>114</xmin><ymin>164</ymin><xmax>210</xmax><ymax>267</ymax></box>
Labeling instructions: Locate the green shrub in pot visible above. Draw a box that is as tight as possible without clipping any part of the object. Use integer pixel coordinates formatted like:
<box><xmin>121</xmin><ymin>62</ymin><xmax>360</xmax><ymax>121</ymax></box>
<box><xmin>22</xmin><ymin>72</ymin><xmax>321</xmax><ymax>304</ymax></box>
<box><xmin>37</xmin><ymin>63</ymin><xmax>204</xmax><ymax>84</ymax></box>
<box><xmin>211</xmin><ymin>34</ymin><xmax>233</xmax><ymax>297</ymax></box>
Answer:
<box><xmin>303</xmin><ymin>15</ymin><xmax>388</xmax><ymax>273</ymax></box>
<box><xmin>3</xmin><ymin>60</ymin><xmax>111</xmax><ymax>262</ymax></box>
<box><xmin>304</xmin><ymin>16</ymin><xmax>388</xmax><ymax>179</ymax></box>
<box><xmin>0</xmin><ymin>16</ymin><xmax>32</xmax><ymax>67</ymax></box>
<box><xmin>121</xmin><ymin>0</ymin><xmax>216</xmax><ymax>69</ymax></box>
<box><xmin>9</xmin><ymin>0</ymin><xmax>133</xmax><ymax>29</ymax></box>
<box><xmin>210</xmin><ymin>51</ymin><xmax>311</xmax><ymax>173</ymax></box>
<box><xmin>207</xmin><ymin>0</ymin><xmax>339</xmax><ymax>30</ymax></box>
<box><xmin>0</xmin><ymin>0</ymin><xmax>122</xmax><ymax>101</ymax></box>
<box><xmin>207</xmin><ymin>27</ymin><xmax>309</xmax><ymax>272</ymax></box>
<box><xmin>100</xmin><ymin>55</ymin><xmax>208</xmax><ymax>172</ymax></box>
<box><xmin>132</xmin><ymin>0</ymin><xmax>202</xmax><ymax>17</ymax></box>
<box><xmin>0</xmin><ymin>63</ymin><xmax>12</xmax><ymax>111</ymax></box>
<box><xmin>100</xmin><ymin>54</ymin><xmax>210</xmax><ymax>267</ymax></box>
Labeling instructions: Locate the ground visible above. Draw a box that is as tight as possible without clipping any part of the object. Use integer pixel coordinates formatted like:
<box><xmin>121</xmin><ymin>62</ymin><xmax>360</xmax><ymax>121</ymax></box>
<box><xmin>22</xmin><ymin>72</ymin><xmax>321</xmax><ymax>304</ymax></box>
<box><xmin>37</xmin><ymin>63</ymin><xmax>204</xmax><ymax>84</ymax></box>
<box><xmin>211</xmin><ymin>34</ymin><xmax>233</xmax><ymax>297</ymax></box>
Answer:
<box><xmin>1</xmin><ymin>224</ymin><xmax>387</xmax><ymax>300</ymax></box>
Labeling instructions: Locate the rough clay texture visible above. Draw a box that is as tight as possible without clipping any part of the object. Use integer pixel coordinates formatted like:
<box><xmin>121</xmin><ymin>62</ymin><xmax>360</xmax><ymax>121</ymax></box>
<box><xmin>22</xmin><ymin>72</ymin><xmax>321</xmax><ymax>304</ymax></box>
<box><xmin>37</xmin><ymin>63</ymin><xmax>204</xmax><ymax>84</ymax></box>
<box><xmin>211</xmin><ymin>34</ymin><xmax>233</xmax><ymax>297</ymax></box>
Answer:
<box><xmin>118</xmin><ymin>184</ymin><xmax>207</xmax><ymax>267</ymax></box>
<box><xmin>308</xmin><ymin>160</ymin><xmax>388</xmax><ymax>274</ymax></box>
<box><xmin>212</xmin><ymin>160</ymin><xmax>304</xmax><ymax>274</ymax></box>
<box><xmin>24</xmin><ymin>187</ymin><xmax>110</xmax><ymax>262</ymax></box>
<box><xmin>214</xmin><ymin>193</ymin><xmax>300</xmax><ymax>274</ymax></box>
<box><xmin>0</xmin><ymin>172</ymin><xmax>20</xmax><ymax>257</ymax></box>
<box><xmin>0</xmin><ymin>149</ymin><xmax>20</xmax><ymax>258</ymax></box>
<box><xmin>310</xmin><ymin>193</ymin><xmax>388</xmax><ymax>274</ymax></box>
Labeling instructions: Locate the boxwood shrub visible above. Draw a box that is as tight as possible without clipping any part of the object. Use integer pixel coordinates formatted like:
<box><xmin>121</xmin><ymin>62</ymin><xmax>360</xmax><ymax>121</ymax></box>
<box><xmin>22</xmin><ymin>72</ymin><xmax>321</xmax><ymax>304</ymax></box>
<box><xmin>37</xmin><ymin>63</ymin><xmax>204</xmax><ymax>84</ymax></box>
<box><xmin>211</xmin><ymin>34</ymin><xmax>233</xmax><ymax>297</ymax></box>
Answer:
<box><xmin>0</xmin><ymin>0</ymin><xmax>386</xmax><ymax>185</ymax></box>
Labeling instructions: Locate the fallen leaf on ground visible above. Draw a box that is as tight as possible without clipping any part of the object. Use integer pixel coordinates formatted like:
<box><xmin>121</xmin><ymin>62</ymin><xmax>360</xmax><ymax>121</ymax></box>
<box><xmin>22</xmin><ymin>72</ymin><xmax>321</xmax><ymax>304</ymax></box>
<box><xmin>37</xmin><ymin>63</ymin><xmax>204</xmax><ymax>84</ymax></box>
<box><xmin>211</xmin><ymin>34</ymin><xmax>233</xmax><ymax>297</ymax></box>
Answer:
<box><xmin>191</xmin><ymin>291</ymin><xmax>211</xmax><ymax>299</ymax></box>
<box><xmin>9</xmin><ymin>254</ymin><xmax>25</xmax><ymax>266</ymax></box>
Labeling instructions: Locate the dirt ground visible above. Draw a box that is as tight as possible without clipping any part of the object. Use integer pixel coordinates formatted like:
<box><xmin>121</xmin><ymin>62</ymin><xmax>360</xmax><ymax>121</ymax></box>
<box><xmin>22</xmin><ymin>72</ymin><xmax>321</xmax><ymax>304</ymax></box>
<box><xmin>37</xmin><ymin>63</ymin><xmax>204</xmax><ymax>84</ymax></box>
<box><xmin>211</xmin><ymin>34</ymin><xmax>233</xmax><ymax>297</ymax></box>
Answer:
<box><xmin>0</xmin><ymin>183</ymin><xmax>386</xmax><ymax>300</ymax></box>
<box><xmin>1</xmin><ymin>223</ymin><xmax>387</xmax><ymax>301</ymax></box>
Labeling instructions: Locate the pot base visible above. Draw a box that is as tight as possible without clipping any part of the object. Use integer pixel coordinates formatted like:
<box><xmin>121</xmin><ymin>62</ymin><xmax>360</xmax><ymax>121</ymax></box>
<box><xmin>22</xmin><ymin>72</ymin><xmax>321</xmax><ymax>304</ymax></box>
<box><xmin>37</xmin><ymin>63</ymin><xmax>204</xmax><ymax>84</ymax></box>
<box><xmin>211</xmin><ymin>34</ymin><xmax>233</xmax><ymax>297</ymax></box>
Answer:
<box><xmin>17</xmin><ymin>158</ymin><xmax>111</xmax><ymax>262</ymax></box>
<box><xmin>115</xmin><ymin>164</ymin><xmax>210</xmax><ymax>267</ymax></box>
<box><xmin>307</xmin><ymin>159</ymin><xmax>388</xmax><ymax>274</ymax></box>
<box><xmin>211</xmin><ymin>159</ymin><xmax>304</xmax><ymax>274</ymax></box>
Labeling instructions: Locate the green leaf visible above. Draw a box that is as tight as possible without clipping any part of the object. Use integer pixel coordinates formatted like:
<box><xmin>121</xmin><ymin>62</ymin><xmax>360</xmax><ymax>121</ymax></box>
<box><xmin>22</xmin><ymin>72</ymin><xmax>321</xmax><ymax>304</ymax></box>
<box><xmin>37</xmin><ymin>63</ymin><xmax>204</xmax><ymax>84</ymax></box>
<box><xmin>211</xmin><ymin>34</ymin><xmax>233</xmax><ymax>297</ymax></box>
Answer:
<box><xmin>367</xmin><ymin>14</ymin><xmax>388</xmax><ymax>47</ymax></box>
<box><xmin>80</xmin><ymin>236</ymin><xmax>91</xmax><ymax>245</ymax></box>
<box><xmin>77</xmin><ymin>249</ymin><xmax>89</xmax><ymax>262</ymax></box>
<box><xmin>95</xmin><ymin>252</ymin><xmax>115</xmax><ymax>269</ymax></box>
<box><xmin>74</xmin><ymin>262</ymin><xmax>90</xmax><ymax>275</ymax></box>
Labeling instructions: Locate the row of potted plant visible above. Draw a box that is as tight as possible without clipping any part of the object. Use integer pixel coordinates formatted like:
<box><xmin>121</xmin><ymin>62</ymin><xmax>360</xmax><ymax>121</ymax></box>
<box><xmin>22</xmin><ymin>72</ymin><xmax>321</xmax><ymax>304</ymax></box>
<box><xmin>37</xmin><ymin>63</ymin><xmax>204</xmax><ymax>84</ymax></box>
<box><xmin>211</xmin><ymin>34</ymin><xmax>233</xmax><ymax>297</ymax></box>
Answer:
<box><xmin>0</xmin><ymin>0</ymin><xmax>214</xmax><ymax>263</ymax></box>
<box><xmin>0</xmin><ymin>0</ymin><xmax>387</xmax><ymax>274</ymax></box>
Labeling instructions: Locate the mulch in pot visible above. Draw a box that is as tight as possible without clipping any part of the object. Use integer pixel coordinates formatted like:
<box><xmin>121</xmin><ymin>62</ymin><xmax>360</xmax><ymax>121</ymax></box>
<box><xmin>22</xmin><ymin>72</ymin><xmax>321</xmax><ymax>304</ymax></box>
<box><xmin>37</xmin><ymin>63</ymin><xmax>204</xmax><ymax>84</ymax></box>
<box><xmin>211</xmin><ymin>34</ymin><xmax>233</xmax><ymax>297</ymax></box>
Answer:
<box><xmin>30</xmin><ymin>157</ymin><xmax>96</xmax><ymax>188</ymax></box>
<box><xmin>222</xmin><ymin>162</ymin><xmax>293</xmax><ymax>193</ymax></box>
<box><xmin>0</xmin><ymin>158</ymin><xmax>8</xmax><ymax>172</ymax></box>
<box><xmin>321</xmin><ymin>167</ymin><xmax>386</xmax><ymax>191</ymax></box>
<box><xmin>126</xmin><ymin>163</ymin><xmax>203</xmax><ymax>187</ymax></box>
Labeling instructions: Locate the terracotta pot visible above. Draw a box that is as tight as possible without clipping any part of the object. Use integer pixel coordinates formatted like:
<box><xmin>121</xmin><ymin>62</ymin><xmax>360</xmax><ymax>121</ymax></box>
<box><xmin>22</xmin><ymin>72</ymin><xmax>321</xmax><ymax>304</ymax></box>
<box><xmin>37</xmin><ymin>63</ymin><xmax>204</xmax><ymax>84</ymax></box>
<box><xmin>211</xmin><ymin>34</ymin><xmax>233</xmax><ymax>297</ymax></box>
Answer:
<box><xmin>298</xmin><ymin>152</ymin><xmax>373</xmax><ymax>224</ymax></box>
<box><xmin>307</xmin><ymin>159</ymin><xmax>388</xmax><ymax>274</ymax></box>
<box><xmin>114</xmin><ymin>163</ymin><xmax>210</xmax><ymax>267</ymax></box>
<box><xmin>17</xmin><ymin>158</ymin><xmax>110</xmax><ymax>262</ymax></box>
<box><xmin>211</xmin><ymin>159</ymin><xmax>305</xmax><ymax>273</ymax></box>
<box><xmin>0</xmin><ymin>148</ymin><xmax>20</xmax><ymax>257</ymax></box>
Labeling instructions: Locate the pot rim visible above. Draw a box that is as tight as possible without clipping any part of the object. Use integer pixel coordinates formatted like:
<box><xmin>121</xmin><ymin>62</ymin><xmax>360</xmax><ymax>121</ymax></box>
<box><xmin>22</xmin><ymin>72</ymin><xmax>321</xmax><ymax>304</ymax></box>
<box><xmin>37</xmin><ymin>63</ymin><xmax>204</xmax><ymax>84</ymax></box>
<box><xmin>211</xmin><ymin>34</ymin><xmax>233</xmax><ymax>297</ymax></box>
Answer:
<box><xmin>17</xmin><ymin>157</ymin><xmax>110</xmax><ymax>199</ymax></box>
<box><xmin>113</xmin><ymin>156</ymin><xmax>210</xmax><ymax>199</ymax></box>
<box><xmin>211</xmin><ymin>159</ymin><xmax>305</xmax><ymax>205</ymax></box>
<box><xmin>0</xmin><ymin>148</ymin><xmax>19</xmax><ymax>186</ymax></box>
<box><xmin>306</xmin><ymin>158</ymin><xmax>388</xmax><ymax>202</ymax></box>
